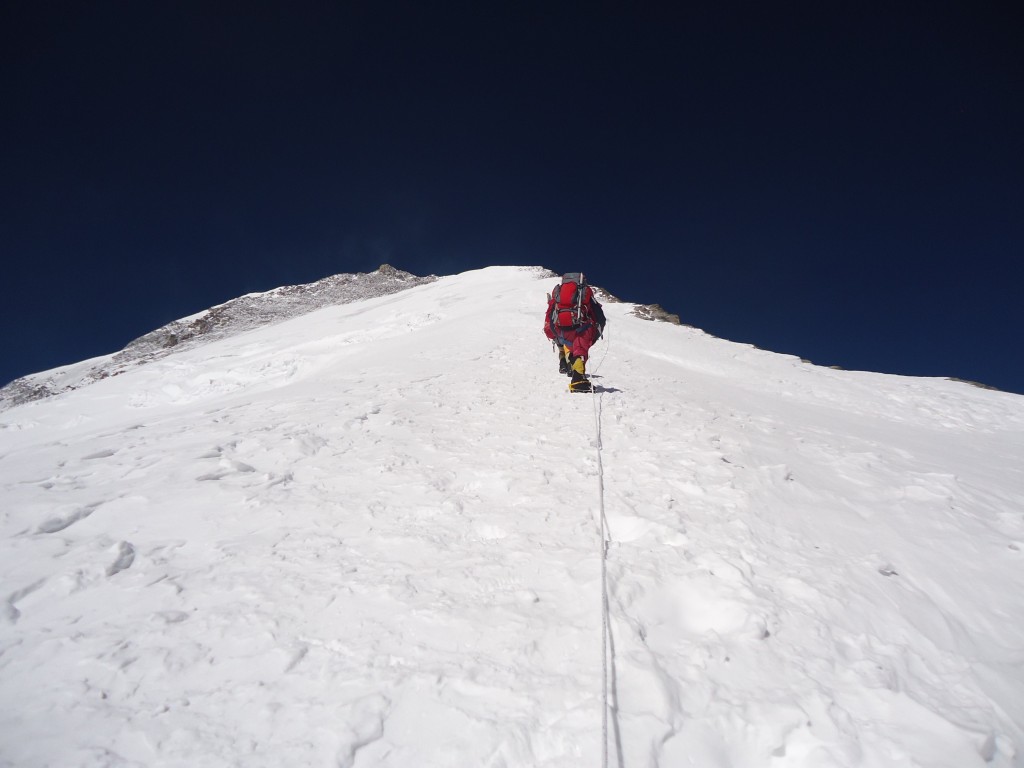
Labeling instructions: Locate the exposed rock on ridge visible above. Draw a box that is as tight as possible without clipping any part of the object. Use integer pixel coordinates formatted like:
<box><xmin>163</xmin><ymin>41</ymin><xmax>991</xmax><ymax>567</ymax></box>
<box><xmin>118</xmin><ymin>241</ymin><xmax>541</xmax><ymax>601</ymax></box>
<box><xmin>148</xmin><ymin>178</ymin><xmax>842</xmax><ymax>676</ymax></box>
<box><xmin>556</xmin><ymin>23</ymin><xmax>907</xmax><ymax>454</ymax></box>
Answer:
<box><xmin>0</xmin><ymin>265</ymin><xmax>435</xmax><ymax>411</ymax></box>
<box><xmin>558</xmin><ymin>278</ymin><xmax>683</xmax><ymax>326</ymax></box>
<box><xmin>628</xmin><ymin>303</ymin><xmax>682</xmax><ymax>325</ymax></box>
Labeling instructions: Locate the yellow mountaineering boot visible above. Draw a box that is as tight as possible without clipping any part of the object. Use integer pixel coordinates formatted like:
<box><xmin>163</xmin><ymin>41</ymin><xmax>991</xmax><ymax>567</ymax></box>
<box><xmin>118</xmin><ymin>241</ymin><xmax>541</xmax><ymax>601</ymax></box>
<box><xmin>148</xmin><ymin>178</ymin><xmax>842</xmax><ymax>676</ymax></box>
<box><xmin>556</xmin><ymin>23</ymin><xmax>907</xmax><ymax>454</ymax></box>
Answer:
<box><xmin>568</xmin><ymin>356</ymin><xmax>593</xmax><ymax>393</ymax></box>
<box><xmin>559</xmin><ymin>345</ymin><xmax>572</xmax><ymax>375</ymax></box>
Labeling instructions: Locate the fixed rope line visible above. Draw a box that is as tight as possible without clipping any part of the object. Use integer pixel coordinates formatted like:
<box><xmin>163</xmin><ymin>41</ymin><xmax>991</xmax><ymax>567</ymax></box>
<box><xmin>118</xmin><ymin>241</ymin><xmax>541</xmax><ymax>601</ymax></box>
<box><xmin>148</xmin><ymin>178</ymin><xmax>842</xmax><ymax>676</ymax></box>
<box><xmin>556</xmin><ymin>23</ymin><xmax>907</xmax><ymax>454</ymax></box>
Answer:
<box><xmin>587</xmin><ymin>325</ymin><xmax>622</xmax><ymax>768</ymax></box>
<box><xmin>593</xmin><ymin>390</ymin><xmax>610</xmax><ymax>768</ymax></box>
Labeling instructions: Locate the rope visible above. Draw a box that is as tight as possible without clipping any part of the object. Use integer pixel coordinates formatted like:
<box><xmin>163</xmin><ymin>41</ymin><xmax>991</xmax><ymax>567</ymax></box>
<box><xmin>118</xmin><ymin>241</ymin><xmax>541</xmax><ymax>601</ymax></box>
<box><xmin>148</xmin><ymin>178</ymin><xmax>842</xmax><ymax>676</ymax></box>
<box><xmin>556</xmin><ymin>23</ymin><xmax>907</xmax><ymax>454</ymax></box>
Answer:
<box><xmin>555</xmin><ymin>296</ymin><xmax>619</xmax><ymax>765</ymax></box>
<box><xmin>589</xmin><ymin>321</ymin><xmax>610</xmax><ymax>377</ymax></box>
<box><xmin>588</xmin><ymin>325</ymin><xmax>622</xmax><ymax>768</ymax></box>
<box><xmin>593</xmin><ymin>389</ymin><xmax>610</xmax><ymax>768</ymax></box>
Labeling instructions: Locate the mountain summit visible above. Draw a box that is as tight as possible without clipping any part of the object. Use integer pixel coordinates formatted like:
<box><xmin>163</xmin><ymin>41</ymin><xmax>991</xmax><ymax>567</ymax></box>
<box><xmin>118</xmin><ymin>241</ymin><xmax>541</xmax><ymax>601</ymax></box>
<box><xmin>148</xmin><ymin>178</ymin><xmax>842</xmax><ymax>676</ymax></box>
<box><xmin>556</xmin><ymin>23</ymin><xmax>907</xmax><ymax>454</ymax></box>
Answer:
<box><xmin>1</xmin><ymin>266</ymin><xmax>1022</xmax><ymax>767</ymax></box>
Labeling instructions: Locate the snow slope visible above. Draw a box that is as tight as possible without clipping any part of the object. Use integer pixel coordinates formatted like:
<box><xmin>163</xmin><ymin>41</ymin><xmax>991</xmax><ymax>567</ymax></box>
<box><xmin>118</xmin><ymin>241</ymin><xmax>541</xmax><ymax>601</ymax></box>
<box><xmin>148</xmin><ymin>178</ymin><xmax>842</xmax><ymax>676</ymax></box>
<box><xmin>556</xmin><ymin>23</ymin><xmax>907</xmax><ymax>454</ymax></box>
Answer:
<box><xmin>0</xmin><ymin>264</ymin><xmax>434</xmax><ymax>411</ymax></box>
<box><xmin>1</xmin><ymin>266</ymin><xmax>1022</xmax><ymax>767</ymax></box>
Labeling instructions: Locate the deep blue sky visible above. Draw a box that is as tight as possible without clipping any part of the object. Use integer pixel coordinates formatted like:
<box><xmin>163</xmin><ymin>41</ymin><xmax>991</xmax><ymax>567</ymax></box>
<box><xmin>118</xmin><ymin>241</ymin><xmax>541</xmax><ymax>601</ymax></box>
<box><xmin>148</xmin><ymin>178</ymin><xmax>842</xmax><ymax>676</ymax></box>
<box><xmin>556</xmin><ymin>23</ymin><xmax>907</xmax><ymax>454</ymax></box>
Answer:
<box><xmin>3</xmin><ymin>3</ymin><xmax>1022</xmax><ymax>393</ymax></box>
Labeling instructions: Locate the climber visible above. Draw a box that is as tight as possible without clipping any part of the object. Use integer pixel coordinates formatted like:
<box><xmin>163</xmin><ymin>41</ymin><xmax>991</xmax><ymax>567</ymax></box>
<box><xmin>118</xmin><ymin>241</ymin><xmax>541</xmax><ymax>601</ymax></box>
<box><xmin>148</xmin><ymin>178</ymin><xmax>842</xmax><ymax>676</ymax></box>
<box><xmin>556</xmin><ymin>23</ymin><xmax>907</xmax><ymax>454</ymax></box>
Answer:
<box><xmin>543</xmin><ymin>272</ymin><xmax>606</xmax><ymax>393</ymax></box>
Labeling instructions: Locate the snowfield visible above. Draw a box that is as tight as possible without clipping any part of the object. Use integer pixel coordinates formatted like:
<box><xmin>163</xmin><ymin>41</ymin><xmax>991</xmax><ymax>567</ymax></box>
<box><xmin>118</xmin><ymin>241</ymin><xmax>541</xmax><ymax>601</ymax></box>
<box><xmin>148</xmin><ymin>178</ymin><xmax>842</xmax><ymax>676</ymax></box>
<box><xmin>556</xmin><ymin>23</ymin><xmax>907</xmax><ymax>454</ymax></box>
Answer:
<box><xmin>1</xmin><ymin>265</ymin><xmax>1022</xmax><ymax>767</ymax></box>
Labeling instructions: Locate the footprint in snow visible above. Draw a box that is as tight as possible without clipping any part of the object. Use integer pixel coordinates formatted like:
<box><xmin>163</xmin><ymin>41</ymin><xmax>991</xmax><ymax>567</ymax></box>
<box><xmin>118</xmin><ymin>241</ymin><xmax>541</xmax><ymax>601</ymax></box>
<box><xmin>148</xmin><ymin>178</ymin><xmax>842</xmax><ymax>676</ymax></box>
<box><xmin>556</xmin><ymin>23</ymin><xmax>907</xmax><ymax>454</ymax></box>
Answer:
<box><xmin>154</xmin><ymin>611</ymin><xmax>190</xmax><ymax>624</ymax></box>
<box><xmin>631</xmin><ymin>571</ymin><xmax>771</xmax><ymax>643</ymax></box>
<box><xmin>196</xmin><ymin>459</ymin><xmax>257</xmax><ymax>481</ymax></box>
<box><xmin>3</xmin><ymin>579</ymin><xmax>46</xmax><ymax>624</ymax></box>
<box><xmin>81</xmin><ymin>449</ymin><xmax>117</xmax><ymax>461</ymax></box>
<box><xmin>36</xmin><ymin>501</ymin><xmax>102</xmax><ymax>533</ymax></box>
<box><xmin>106</xmin><ymin>541</ymin><xmax>136</xmax><ymax>576</ymax></box>
<box><xmin>606</xmin><ymin>513</ymin><xmax>687</xmax><ymax>547</ymax></box>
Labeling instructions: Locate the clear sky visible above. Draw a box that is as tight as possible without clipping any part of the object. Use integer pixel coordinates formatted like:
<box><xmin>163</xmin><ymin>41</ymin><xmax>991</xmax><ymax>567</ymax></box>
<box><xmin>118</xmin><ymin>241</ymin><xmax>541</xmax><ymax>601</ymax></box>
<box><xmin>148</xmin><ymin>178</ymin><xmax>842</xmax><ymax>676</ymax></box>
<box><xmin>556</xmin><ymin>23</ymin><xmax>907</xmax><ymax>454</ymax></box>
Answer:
<box><xmin>3</xmin><ymin>3</ymin><xmax>1022</xmax><ymax>393</ymax></box>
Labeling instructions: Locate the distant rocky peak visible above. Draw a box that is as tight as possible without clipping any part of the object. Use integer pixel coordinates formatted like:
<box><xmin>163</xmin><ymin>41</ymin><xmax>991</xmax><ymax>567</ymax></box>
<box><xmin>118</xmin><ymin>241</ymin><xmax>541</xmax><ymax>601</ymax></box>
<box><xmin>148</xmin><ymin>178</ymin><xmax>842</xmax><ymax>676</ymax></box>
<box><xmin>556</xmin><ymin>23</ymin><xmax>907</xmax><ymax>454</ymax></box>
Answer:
<box><xmin>0</xmin><ymin>265</ymin><xmax>435</xmax><ymax>411</ymax></box>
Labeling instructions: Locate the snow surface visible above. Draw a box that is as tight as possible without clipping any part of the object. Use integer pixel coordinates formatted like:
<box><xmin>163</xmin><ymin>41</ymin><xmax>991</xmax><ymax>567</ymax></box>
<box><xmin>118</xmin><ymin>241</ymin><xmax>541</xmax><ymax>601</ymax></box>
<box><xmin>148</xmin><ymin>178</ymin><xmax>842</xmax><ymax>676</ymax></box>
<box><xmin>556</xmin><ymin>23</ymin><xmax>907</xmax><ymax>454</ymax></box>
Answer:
<box><xmin>0</xmin><ymin>264</ymin><xmax>434</xmax><ymax>411</ymax></box>
<box><xmin>1</xmin><ymin>265</ymin><xmax>1023</xmax><ymax>767</ymax></box>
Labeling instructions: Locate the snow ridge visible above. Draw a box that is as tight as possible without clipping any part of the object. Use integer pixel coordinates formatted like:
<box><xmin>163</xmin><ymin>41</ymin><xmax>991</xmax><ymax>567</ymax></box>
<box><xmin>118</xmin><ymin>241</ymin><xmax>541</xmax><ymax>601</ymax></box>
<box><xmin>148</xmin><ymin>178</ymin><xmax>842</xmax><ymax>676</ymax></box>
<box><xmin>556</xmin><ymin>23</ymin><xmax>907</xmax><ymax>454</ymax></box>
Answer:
<box><xmin>1</xmin><ymin>265</ymin><xmax>1022</xmax><ymax>767</ymax></box>
<box><xmin>0</xmin><ymin>264</ymin><xmax>435</xmax><ymax>411</ymax></box>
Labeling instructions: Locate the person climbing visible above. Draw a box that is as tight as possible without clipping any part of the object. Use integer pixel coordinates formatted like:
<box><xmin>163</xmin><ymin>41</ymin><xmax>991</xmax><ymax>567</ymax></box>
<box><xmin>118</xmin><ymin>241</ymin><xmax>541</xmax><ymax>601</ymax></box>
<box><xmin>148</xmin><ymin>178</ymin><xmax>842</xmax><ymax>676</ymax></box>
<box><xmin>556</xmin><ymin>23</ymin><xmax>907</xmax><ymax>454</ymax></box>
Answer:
<box><xmin>543</xmin><ymin>272</ymin><xmax>606</xmax><ymax>393</ymax></box>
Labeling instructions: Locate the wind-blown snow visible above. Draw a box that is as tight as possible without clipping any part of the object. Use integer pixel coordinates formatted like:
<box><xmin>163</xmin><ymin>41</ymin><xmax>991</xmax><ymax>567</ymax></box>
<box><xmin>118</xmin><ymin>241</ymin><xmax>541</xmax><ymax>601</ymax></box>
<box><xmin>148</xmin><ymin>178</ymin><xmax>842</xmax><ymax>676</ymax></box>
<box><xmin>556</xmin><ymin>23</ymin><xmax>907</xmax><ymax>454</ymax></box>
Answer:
<box><xmin>1</xmin><ymin>266</ymin><xmax>1022</xmax><ymax>767</ymax></box>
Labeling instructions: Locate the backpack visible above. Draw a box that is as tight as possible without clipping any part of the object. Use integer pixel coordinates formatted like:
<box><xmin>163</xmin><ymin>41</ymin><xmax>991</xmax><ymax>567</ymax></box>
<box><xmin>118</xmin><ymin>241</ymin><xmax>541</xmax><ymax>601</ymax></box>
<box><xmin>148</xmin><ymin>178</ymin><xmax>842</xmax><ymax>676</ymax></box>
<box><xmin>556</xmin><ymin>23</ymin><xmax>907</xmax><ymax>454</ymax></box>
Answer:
<box><xmin>551</xmin><ymin>273</ymin><xmax>591</xmax><ymax>329</ymax></box>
